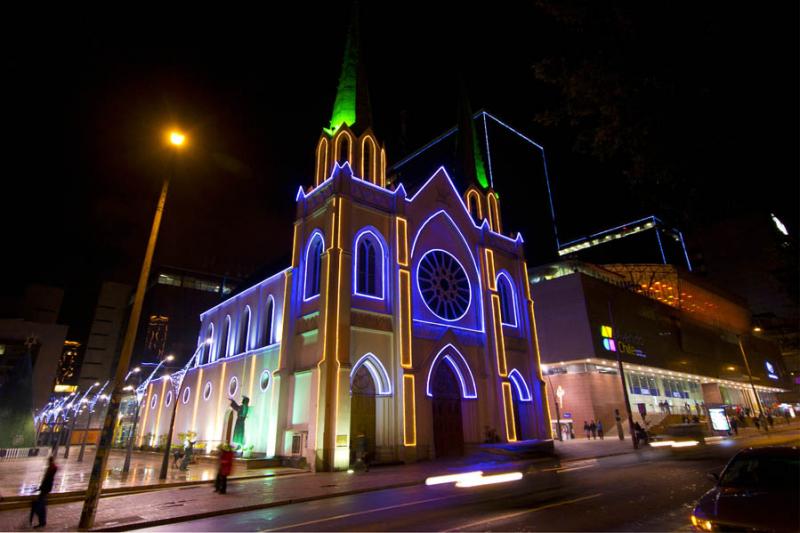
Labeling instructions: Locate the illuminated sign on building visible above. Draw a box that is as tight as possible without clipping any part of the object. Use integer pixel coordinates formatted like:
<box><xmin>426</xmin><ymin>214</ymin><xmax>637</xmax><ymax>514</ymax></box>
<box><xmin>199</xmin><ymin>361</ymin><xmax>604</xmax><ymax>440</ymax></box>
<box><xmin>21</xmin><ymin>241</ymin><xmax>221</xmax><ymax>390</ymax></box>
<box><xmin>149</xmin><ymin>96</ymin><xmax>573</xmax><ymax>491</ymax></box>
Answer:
<box><xmin>765</xmin><ymin>361</ymin><xmax>779</xmax><ymax>380</ymax></box>
<box><xmin>709</xmin><ymin>408</ymin><xmax>730</xmax><ymax>432</ymax></box>
<box><xmin>600</xmin><ymin>326</ymin><xmax>646</xmax><ymax>358</ymax></box>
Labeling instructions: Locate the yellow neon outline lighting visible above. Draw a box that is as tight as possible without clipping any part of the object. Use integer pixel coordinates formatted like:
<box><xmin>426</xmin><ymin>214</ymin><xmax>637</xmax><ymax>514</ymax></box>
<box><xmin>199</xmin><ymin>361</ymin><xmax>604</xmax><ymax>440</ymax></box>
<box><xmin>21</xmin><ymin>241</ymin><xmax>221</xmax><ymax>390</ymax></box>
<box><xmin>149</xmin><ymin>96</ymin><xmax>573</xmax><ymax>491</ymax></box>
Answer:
<box><xmin>502</xmin><ymin>381</ymin><xmax>517</xmax><ymax>442</ymax></box>
<box><xmin>316</xmin><ymin>137</ymin><xmax>329</xmax><ymax>186</ymax></box>
<box><xmin>334</xmin><ymin>130</ymin><xmax>353</xmax><ymax>166</ymax></box>
<box><xmin>191</xmin><ymin>368</ymin><xmax>204</xmax><ymax>434</ymax></box>
<box><xmin>527</xmin><ymin>299</ymin><xmax>553</xmax><ymax>439</ymax></box>
<box><xmin>491</xmin><ymin>294</ymin><xmax>508</xmax><ymax>376</ymax></box>
<box><xmin>403</xmin><ymin>374</ymin><xmax>417</xmax><ymax>446</ymax></box>
<box><xmin>399</xmin><ymin>270</ymin><xmax>413</xmax><ymax>368</ymax></box>
<box><xmin>248</xmin><ymin>351</ymin><xmax>257</xmax><ymax>398</ymax></box>
<box><xmin>216</xmin><ymin>362</ymin><xmax>228</xmax><ymax>439</ymax></box>
<box><xmin>380</xmin><ymin>148</ymin><xmax>386</xmax><ymax>187</ymax></box>
<box><xmin>485</xmin><ymin>249</ymin><xmax>496</xmax><ymax>290</ymax></box>
<box><xmin>361</xmin><ymin>135</ymin><xmax>377</xmax><ymax>184</ymax></box>
<box><xmin>487</xmin><ymin>193</ymin><xmax>501</xmax><ymax>233</ymax></box>
<box><xmin>522</xmin><ymin>261</ymin><xmax>532</xmax><ymax>300</ymax></box>
<box><xmin>396</xmin><ymin>217</ymin><xmax>408</xmax><ymax>266</ymax></box>
<box><xmin>138</xmin><ymin>382</ymin><xmax>154</xmax><ymax>446</ymax></box>
<box><xmin>277</xmin><ymin>272</ymin><xmax>290</xmax><ymax>369</ymax></box>
<box><xmin>153</xmin><ymin>378</ymin><xmax>168</xmax><ymax>444</ymax></box>
<box><xmin>291</xmin><ymin>224</ymin><xmax>300</xmax><ymax>268</ymax></box>
<box><xmin>466</xmin><ymin>190</ymin><xmax>483</xmax><ymax>220</ymax></box>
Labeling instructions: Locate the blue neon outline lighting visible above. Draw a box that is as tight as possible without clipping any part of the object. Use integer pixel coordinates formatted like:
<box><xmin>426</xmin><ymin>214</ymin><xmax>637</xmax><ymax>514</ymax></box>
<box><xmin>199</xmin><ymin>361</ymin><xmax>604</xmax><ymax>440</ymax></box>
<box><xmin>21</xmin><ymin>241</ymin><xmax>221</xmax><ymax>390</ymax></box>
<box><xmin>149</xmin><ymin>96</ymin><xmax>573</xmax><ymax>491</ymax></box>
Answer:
<box><xmin>559</xmin><ymin>215</ymin><xmax>656</xmax><ymax>248</ymax></box>
<box><xmin>482</xmin><ymin>112</ymin><xmax>557</xmax><ymax>247</ymax></box>
<box><xmin>416</xmin><ymin>248</ymin><xmax>473</xmax><ymax>322</ymax></box>
<box><xmin>412</xmin><ymin>318</ymin><xmax>485</xmax><ymax>334</ymax></box>
<box><xmin>182</xmin><ymin>386</ymin><xmax>191</xmax><ymax>404</ymax></box>
<box><xmin>482</xmin><ymin>112</ymin><xmax>495</xmax><ymax>189</ymax></box>
<box><xmin>303</xmin><ymin>230</ymin><xmax>325</xmax><ymax>301</ymax></box>
<box><xmin>408</xmin><ymin>208</ymin><xmax>485</xmax><ymax>331</ymax></box>
<box><xmin>425</xmin><ymin>344</ymin><xmax>478</xmax><ymax>399</ymax></box>
<box><xmin>678</xmin><ymin>231</ymin><xmax>693</xmax><ymax>272</ymax></box>
<box><xmin>239</xmin><ymin>304</ymin><xmax>252</xmax><ymax>354</ymax></box>
<box><xmin>508</xmin><ymin>369</ymin><xmax>531</xmax><ymax>402</ymax></box>
<box><xmin>353</xmin><ymin>228</ymin><xmax>386</xmax><ymax>301</ymax></box>
<box><xmin>350</xmin><ymin>353</ymin><xmax>392</xmax><ymax>396</ymax></box>
<box><xmin>218</xmin><ymin>314</ymin><xmax>231</xmax><ymax>360</ymax></box>
<box><xmin>263</xmin><ymin>295</ymin><xmax>275</xmax><ymax>346</ymax></box>
<box><xmin>259</xmin><ymin>369</ymin><xmax>271</xmax><ymax>392</ymax></box>
<box><xmin>198</xmin><ymin>322</ymin><xmax>214</xmax><ymax>367</ymax></box>
<box><xmin>407</xmin><ymin>167</ymin><xmax>524</xmax><ymax>244</ymax></box>
<box><xmin>654</xmin><ymin>227</ymin><xmax>667</xmax><ymax>264</ymax></box>
<box><xmin>199</xmin><ymin>268</ymin><xmax>289</xmax><ymax>320</ymax></box>
<box><xmin>496</xmin><ymin>271</ymin><xmax>518</xmax><ymax>327</ymax></box>
<box><xmin>228</xmin><ymin>375</ymin><xmax>239</xmax><ymax>398</ymax></box>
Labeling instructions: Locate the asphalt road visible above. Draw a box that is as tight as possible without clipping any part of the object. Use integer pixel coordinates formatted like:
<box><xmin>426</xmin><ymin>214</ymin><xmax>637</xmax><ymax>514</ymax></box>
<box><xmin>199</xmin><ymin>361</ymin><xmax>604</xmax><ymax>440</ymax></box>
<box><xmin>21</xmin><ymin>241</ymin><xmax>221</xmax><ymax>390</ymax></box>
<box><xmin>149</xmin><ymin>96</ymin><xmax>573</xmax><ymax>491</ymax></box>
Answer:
<box><xmin>141</xmin><ymin>432</ymin><xmax>799</xmax><ymax>532</ymax></box>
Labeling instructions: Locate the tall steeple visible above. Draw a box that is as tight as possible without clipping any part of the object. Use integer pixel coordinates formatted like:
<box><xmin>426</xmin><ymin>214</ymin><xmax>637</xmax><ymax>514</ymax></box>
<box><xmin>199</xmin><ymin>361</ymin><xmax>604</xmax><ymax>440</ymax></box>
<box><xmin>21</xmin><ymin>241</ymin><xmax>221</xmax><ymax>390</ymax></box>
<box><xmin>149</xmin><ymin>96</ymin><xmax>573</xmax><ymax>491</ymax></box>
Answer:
<box><xmin>312</xmin><ymin>2</ymin><xmax>386</xmax><ymax>190</ymax></box>
<box><xmin>455</xmin><ymin>81</ymin><xmax>489</xmax><ymax>190</ymax></box>
<box><xmin>325</xmin><ymin>2</ymin><xmax>372</xmax><ymax>136</ymax></box>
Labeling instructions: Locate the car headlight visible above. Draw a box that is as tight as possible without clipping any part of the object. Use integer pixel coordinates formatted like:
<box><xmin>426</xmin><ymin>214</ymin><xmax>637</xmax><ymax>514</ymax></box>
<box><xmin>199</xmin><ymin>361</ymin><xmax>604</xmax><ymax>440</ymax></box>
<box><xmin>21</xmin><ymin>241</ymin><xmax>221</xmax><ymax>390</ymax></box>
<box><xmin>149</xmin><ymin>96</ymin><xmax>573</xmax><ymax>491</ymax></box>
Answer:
<box><xmin>691</xmin><ymin>514</ymin><xmax>714</xmax><ymax>531</ymax></box>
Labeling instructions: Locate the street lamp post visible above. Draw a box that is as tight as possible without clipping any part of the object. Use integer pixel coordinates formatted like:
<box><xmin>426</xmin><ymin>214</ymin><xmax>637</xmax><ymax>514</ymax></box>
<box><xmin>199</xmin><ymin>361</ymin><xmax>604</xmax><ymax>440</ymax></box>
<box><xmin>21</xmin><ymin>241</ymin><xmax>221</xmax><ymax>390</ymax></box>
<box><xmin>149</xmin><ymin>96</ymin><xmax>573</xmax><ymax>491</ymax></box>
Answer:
<box><xmin>542</xmin><ymin>371</ymin><xmax>562</xmax><ymax>441</ymax></box>
<box><xmin>122</xmin><ymin>367</ymin><xmax>142</xmax><ymax>474</ymax></box>
<box><xmin>158</xmin><ymin>356</ymin><xmax>185</xmax><ymax>480</ymax></box>
<box><xmin>79</xmin><ymin>387</ymin><xmax>109</xmax><ymax>463</ymax></box>
<box><xmin>79</xmin><ymin>129</ymin><xmax>186</xmax><ymax>530</ymax></box>
<box><xmin>608</xmin><ymin>301</ymin><xmax>639</xmax><ymax>449</ymax></box>
<box><xmin>737</xmin><ymin>335</ymin><xmax>766</xmax><ymax>419</ymax></box>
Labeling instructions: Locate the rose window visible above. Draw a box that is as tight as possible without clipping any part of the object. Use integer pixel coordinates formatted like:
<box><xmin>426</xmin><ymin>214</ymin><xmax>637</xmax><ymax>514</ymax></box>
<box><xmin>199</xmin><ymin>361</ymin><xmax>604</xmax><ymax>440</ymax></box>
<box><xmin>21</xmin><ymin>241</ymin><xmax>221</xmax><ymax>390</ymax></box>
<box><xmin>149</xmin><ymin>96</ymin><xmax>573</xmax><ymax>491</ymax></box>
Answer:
<box><xmin>417</xmin><ymin>250</ymin><xmax>471</xmax><ymax>321</ymax></box>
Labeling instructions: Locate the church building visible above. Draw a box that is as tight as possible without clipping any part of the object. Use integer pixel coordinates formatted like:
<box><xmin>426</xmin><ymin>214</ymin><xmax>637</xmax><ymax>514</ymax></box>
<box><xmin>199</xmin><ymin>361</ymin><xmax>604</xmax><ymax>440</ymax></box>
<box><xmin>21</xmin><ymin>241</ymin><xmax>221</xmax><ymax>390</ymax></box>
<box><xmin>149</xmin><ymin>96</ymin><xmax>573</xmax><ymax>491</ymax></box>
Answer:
<box><xmin>135</xmin><ymin>20</ymin><xmax>551</xmax><ymax>471</ymax></box>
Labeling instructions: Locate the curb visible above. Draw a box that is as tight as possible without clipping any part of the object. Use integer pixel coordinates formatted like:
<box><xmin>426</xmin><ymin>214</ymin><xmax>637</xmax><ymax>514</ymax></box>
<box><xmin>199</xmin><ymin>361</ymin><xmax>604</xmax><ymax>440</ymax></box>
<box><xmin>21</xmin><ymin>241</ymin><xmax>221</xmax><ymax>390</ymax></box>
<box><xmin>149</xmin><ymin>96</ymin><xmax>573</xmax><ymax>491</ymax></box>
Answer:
<box><xmin>95</xmin><ymin>479</ymin><xmax>425</xmax><ymax>531</ymax></box>
<box><xmin>0</xmin><ymin>469</ymin><xmax>309</xmax><ymax>511</ymax></box>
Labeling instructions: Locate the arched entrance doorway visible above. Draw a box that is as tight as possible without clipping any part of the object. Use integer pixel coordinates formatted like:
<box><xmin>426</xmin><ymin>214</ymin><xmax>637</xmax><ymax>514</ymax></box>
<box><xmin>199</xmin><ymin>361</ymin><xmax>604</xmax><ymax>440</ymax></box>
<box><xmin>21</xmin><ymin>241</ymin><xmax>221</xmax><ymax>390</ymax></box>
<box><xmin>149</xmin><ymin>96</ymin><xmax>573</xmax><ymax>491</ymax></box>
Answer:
<box><xmin>349</xmin><ymin>365</ymin><xmax>376</xmax><ymax>465</ymax></box>
<box><xmin>431</xmin><ymin>362</ymin><xmax>464</xmax><ymax>458</ymax></box>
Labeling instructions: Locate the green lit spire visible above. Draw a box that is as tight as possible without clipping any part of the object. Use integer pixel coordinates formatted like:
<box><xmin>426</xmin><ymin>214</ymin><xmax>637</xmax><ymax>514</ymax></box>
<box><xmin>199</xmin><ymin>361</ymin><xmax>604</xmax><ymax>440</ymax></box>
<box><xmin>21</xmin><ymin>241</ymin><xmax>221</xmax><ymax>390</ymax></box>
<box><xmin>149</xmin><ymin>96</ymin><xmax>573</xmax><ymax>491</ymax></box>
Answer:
<box><xmin>456</xmin><ymin>80</ymin><xmax>489</xmax><ymax>189</ymax></box>
<box><xmin>325</xmin><ymin>3</ymin><xmax>371</xmax><ymax>136</ymax></box>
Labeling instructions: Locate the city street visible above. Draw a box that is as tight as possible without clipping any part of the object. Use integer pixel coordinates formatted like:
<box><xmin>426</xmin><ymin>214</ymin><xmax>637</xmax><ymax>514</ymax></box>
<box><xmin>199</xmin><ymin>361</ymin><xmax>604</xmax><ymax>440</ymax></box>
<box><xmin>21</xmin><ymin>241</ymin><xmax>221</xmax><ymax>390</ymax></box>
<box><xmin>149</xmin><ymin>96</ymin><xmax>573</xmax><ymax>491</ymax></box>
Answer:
<box><xmin>140</xmin><ymin>431</ymin><xmax>799</xmax><ymax>532</ymax></box>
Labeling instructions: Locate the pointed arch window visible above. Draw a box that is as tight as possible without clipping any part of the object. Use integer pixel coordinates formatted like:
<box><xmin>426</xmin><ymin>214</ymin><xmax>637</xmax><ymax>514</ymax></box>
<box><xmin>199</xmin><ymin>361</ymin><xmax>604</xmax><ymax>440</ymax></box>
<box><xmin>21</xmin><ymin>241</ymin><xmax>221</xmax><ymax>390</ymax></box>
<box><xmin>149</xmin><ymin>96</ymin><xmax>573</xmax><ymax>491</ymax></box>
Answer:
<box><xmin>237</xmin><ymin>306</ymin><xmax>250</xmax><ymax>355</ymax></box>
<box><xmin>497</xmin><ymin>272</ymin><xmax>517</xmax><ymax>327</ymax></box>
<box><xmin>262</xmin><ymin>296</ymin><xmax>275</xmax><ymax>346</ymax></box>
<box><xmin>304</xmin><ymin>233</ymin><xmax>324</xmax><ymax>300</ymax></box>
<box><xmin>200</xmin><ymin>323</ymin><xmax>214</xmax><ymax>366</ymax></box>
<box><xmin>218</xmin><ymin>315</ymin><xmax>231</xmax><ymax>359</ymax></box>
<box><xmin>354</xmin><ymin>230</ymin><xmax>384</xmax><ymax>299</ymax></box>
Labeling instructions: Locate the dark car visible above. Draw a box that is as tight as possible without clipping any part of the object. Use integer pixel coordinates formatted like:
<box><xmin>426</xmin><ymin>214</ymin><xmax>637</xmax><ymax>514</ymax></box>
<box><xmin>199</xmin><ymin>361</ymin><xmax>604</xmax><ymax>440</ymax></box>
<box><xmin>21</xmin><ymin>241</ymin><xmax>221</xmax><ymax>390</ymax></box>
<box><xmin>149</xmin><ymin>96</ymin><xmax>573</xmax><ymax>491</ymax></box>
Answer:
<box><xmin>691</xmin><ymin>446</ymin><xmax>799</xmax><ymax>532</ymax></box>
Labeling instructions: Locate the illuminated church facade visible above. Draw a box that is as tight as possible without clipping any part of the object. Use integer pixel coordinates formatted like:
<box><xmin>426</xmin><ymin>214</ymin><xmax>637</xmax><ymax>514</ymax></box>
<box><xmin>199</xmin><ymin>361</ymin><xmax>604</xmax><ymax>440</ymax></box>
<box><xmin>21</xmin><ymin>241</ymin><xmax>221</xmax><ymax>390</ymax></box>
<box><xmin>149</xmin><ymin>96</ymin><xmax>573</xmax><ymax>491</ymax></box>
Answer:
<box><xmin>135</xmin><ymin>24</ymin><xmax>551</xmax><ymax>471</ymax></box>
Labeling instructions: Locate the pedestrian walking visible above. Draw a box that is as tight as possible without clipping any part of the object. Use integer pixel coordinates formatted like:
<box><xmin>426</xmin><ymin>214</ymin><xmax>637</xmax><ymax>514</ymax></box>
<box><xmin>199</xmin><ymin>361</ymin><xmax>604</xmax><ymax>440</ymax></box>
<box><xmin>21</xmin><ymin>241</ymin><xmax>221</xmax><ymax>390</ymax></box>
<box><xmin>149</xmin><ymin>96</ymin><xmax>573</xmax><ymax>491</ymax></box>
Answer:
<box><xmin>783</xmin><ymin>409</ymin><xmax>791</xmax><ymax>424</ymax></box>
<box><xmin>753</xmin><ymin>416</ymin><xmax>761</xmax><ymax>430</ymax></box>
<box><xmin>767</xmin><ymin>413</ymin><xmax>774</xmax><ymax>428</ymax></box>
<box><xmin>597</xmin><ymin>420</ymin><xmax>604</xmax><ymax>440</ymax></box>
<box><xmin>730</xmin><ymin>416</ymin><xmax>738</xmax><ymax>436</ymax></box>
<box><xmin>29</xmin><ymin>456</ymin><xmax>57</xmax><ymax>528</ymax></box>
<box><xmin>583</xmin><ymin>420</ymin><xmax>591</xmax><ymax>439</ymax></box>
<box><xmin>214</xmin><ymin>444</ymin><xmax>234</xmax><ymax>494</ymax></box>
<box><xmin>589</xmin><ymin>420</ymin><xmax>597</xmax><ymax>440</ymax></box>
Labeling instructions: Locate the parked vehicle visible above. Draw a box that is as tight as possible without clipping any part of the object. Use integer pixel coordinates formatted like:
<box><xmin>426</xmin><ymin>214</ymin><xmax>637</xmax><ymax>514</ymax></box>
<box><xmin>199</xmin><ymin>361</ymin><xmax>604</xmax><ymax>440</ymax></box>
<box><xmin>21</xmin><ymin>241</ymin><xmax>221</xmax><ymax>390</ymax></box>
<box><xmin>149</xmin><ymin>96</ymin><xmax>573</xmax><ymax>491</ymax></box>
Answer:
<box><xmin>691</xmin><ymin>446</ymin><xmax>799</xmax><ymax>532</ymax></box>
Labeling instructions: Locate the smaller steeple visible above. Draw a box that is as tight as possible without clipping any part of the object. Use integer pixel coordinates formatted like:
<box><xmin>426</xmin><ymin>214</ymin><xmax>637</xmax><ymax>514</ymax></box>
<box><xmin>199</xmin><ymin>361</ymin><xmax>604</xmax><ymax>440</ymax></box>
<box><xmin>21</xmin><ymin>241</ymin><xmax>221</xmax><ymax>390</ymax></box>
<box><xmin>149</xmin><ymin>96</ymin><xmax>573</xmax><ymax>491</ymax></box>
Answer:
<box><xmin>454</xmin><ymin>79</ymin><xmax>489</xmax><ymax>190</ymax></box>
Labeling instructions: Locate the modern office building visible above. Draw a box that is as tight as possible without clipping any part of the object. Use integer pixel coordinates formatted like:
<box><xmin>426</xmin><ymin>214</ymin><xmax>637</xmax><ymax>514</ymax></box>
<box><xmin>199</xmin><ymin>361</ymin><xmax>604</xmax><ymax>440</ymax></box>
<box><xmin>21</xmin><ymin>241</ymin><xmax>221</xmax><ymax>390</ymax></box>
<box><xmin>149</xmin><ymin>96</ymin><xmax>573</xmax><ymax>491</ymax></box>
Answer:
<box><xmin>530</xmin><ymin>261</ymin><xmax>790</xmax><ymax>438</ymax></box>
<box><xmin>77</xmin><ymin>281</ymin><xmax>132</xmax><ymax>390</ymax></box>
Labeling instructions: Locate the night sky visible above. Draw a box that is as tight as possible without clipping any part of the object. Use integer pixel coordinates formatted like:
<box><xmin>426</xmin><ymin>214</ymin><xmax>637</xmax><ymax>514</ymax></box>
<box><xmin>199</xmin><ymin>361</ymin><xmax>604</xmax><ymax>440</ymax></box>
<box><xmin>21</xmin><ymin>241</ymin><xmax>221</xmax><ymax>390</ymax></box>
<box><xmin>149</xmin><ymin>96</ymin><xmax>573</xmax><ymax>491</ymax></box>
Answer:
<box><xmin>4</xmin><ymin>2</ymin><xmax>798</xmax><ymax>336</ymax></box>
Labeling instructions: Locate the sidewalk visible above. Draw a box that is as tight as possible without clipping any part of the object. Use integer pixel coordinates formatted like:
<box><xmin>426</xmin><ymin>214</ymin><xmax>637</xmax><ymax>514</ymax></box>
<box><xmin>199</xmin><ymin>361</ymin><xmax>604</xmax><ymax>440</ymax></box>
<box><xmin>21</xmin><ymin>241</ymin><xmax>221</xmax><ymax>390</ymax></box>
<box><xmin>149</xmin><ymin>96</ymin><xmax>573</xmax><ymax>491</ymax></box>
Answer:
<box><xmin>1</xmin><ymin>427</ymin><xmax>796</xmax><ymax>532</ymax></box>
<box><xmin>0</xmin><ymin>448</ymin><xmax>304</xmax><ymax>498</ymax></box>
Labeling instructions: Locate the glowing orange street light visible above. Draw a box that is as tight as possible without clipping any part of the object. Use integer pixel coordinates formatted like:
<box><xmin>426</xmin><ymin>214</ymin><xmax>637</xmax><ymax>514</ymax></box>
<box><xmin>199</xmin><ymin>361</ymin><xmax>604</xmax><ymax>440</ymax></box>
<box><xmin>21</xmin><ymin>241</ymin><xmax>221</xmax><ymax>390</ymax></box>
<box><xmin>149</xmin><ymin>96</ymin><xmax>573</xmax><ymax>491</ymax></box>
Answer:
<box><xmin>168</xmin><ymin>130</ymin><xmax>186</xmax><ymax>147</ymax></box>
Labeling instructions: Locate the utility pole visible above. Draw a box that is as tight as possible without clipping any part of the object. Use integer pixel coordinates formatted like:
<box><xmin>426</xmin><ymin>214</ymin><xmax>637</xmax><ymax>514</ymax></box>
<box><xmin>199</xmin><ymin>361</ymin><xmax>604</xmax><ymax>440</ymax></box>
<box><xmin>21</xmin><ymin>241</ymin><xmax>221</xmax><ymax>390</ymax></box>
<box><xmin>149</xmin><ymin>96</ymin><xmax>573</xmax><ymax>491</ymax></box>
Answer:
<box><xmin>609</xmin><ymin>301</ymin><xmax>638</xmax><ymax>449</ymax></box>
